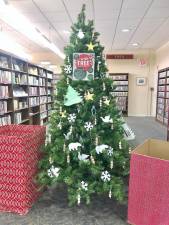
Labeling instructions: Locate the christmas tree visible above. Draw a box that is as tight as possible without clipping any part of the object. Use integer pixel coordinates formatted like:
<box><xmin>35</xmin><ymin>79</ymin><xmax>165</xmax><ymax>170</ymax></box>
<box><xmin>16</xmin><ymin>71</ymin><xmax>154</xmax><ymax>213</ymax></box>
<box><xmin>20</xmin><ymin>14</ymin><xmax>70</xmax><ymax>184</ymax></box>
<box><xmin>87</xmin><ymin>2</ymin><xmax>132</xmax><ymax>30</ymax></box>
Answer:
<box><xmin>38</xmin><ymin>5</ymin><xmax>130</xmax><ymax>206</ymax></box>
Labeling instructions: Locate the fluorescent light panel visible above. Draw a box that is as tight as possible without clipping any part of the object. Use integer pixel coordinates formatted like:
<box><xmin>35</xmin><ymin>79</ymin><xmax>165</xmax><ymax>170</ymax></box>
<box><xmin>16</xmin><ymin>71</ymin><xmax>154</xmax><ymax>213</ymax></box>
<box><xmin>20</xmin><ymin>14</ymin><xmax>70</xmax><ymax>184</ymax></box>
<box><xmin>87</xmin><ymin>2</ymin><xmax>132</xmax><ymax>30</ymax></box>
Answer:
<box><xmin>0</xmin><ymin>33</ymin><xmax>32</xmax><ymax>60</ymax></box>
<box><xmin>0</xmin><ymin>0</ymin><xmax>65</xmax><ymax>59</ymax></box>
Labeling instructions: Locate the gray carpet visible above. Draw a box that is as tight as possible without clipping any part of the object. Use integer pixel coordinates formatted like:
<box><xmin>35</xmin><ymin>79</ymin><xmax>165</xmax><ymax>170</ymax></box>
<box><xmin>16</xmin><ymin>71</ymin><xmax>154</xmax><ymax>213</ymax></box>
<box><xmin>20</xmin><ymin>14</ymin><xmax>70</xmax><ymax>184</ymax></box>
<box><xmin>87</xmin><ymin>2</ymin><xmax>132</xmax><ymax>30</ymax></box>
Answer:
<box><xmin>0</xmin><ymin>117</ymin><xmax>166</xmax><ymax>225</ymax></box>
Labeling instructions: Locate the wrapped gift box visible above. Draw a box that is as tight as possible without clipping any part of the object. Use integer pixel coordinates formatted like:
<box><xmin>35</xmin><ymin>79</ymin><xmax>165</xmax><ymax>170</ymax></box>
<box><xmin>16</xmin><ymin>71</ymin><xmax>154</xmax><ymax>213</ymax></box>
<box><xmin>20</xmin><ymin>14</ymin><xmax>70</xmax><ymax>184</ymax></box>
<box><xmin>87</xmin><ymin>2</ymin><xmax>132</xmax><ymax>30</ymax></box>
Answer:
<box><xmin>128</xmin><ymin>139</ymin><xmax>169</xmax><ymax>225</ymax></box>
<box><xmin>0</xmin><ymin>125</ymin><xmax>46</xmax><ymax>215</ymax></box>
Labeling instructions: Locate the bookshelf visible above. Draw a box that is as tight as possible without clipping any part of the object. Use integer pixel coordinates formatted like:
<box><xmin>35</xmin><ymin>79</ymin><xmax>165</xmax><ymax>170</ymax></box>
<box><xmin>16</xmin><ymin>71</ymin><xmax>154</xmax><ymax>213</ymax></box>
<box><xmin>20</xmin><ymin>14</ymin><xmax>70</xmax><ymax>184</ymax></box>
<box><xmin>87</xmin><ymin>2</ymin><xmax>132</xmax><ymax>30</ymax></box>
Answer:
<box><xmin>109</xmin><ymin>73</ymin><xmax>129</xmax><ymax>115</ymax></box>
<box><xmin>168</xmin><ymin>108</ymin><xmax>169</xmax><ymax>141</ymax></box>
<box><xmin>0</xmin><ymin>50</ymin><xmax>54</xmax><ymax>126</ymax></box>
<box><xmin>156</xmin><ymin>68</ymin><xmax>169</xmax><ymax>126</ymax></box>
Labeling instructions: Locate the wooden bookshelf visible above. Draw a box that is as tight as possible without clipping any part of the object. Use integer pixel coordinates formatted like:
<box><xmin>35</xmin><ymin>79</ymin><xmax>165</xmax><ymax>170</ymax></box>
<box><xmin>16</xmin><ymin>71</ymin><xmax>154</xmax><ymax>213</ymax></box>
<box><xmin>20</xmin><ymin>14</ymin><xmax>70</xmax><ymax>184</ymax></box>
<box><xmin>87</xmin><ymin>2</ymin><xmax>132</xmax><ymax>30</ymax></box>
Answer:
<box><xmin>109</xmin><ymin>73</ymin><xmax>129</xmax><ymax>115</ymax></box>
<box><xmin>156</xmin><ymin>68</ymin><xmax>169</xmax><ymax>126</ymax></box>
<box><xmin>0</xmin><ymin>50</ymin><xmax>54</xmax><ymax>126</ymax></box>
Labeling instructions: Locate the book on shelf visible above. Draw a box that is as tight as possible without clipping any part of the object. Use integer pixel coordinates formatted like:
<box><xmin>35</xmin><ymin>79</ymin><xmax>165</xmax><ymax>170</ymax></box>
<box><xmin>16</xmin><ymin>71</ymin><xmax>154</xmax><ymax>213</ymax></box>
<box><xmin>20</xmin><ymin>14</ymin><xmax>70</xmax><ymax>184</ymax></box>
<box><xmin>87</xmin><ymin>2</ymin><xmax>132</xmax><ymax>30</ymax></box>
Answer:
<box><xmin>0</xmin><ymin>56</ymin><xmax>9</xmax><ymax>68</ymax></box>
<box><xmin>0</xmin><ymin>86</ymin><xmax>9</xmax><ymax>98</ymax></box>
<box><xmin>40</xmin><ymin>87</ymin><xmax>46</xmax><ymax>95</ymax></box>
<box><xmin>12</xmin><ymin>59</ymin><xmax>25</xmax><ymax>72</ymax></box>
<box><xmin>0</xmin><ymin>70</ymin><xmax>12</xmax><ymax>83</ymax></box>
<box><xmin>40</xmin><ymin>96</ymin><xmax>47</xmax><ymax>104</ymax></box>
<box><xmin>39</xmin><ymin>78</ymin><xmax>46</xmax><ymax>86</ymax></box>
<box><xmin>47</xmin><ymin>89</ymin><xmax>51</xmax><ymax>95</ymax></box>
<box><xmin>0</xmin><ymin>115</ymin><xmax>11</xmax><ymax>125</ymax></box>
<box><xmin>115</xmin><ymin>86</ymin><xmax>128</xmax><ymax>91</ymax></box>
<box><xmin>113</xmin><ymin>81</ymin><xmax>128</xmax><ymax>85</ymax></box>
<box><xmin>48</xmin><ymin>96</ymin><xmax>52</xmax><ymax>102</ymax></box>
<box><xmin>13</xmin><ymin>99</ymin><xmax>28</xmax><ymax>110</ymax></box>
<box><xmin>111</xmin><ymin>75</ymin><xmax>127</xmax><ymax>80</ymax></box>
<box><xmin>48</xmin><ymin>103</ymin><xmax>52</xmax><ymax>111</ymax></box>
<box><xmin>40</xmin><ymin>104</ymin><xmax>47</xmax><ymax>112</ymax></box>
<box><xmin>39</xmin><ymin>68</ymin><xmax>46</xmax><ymax>77</ymax></box>
<box><xmin>28</xmin><ymin>66</ymin><xmax>38</xmax><ymax>75</ymax></box>
<box><xmin>47</xmin><ymin>72</ymin><xmax>53</xmax><ymax>79</ymax></box>
<box><xmin>13</xmin><ymin>73</ymin><xmax>27</xmax><ymax>85</ymax></box>
<box><xmin>13</xmin><ymin>86</ymin><xmax>28</xmax><ymax>97</ymax></box>
<box><xmin>0</xmin><ymin>101</ymin><xmax>8</xmax><ymax>114</ymax></box>
<box><xmin>47</xmin><ymin>81</ymin><xmax>52</xmax><ymax>86</ymax></box>
<box><xmin>28</xmin><ymin>76</ymin><xmax>39</xmax><ymax>86</ymax></box>
<box><xmin>29</xmin><ymin>97</ymin><xmax>39</xmax><ymax>107</ymax></box>
<box><xmin>111</xmin><ymin>92</ymin><xmax>128</xmax><ymax>97</ymax></box>
<box><xmin>29</xmin><ymin>87</ymin><xmax>38</xmax><ymax>96</ymax></box>
<box><xmin>14</xmin><ymin>112</ymin><xmax>22</xmax><ymax>124</ymax></box>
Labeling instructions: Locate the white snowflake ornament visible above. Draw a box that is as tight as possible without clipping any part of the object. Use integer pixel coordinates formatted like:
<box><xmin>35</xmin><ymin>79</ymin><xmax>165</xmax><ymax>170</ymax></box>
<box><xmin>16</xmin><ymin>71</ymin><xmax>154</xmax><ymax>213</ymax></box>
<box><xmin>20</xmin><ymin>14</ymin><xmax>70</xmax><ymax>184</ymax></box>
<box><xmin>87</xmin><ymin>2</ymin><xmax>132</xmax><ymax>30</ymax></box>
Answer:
<box><xmin>77</xmin><ymin>29</ymin><xmax>85</xmax><ymax>39</ymax></box>
<box><xmin>107</xmin><ymin>147</ymin><xmax>113</xmax><ymax>156</ymax></box>
<box><xmin>101</xmin><ymin>171</ymin><xmax>111</xmax><ymax>182</ymax></box>
<box><xmin>64</xmin><ymin>64</ymin><xmax>72</xmax><ymax>74</ymax></box>
<box><xmin>81</xmin><ymin>181</ymin><xmax>88</xmax><ymax>191</ymax></box>
<box><xmin>48</xmin><ymin>166</ymin><xmax>60</xmax><ymax>178</ymax></box>
<box><xmin>84</xmin><ymin>122</ymin><xmax>94</xmax><ymax>131</ymax></box>
<box><xmin>68</xmin><ymin>113</ymin><xmax>76</xmax><ymax>123</ymax></box>
<box><xmin>119</xmin><ymin>141</ymin><xmax>122</xmax><ymax>149</ymax></box>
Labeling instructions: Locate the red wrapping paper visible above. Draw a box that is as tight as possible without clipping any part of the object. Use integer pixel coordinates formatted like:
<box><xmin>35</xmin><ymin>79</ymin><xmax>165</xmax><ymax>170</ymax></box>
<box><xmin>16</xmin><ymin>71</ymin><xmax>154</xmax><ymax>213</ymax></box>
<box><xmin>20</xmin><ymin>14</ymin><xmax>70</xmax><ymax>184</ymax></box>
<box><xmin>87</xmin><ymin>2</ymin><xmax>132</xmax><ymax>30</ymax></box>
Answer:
<box><xmin>128</xmin><ymin>152</ymin><xmax>169</xmax><ymax>225</ymax></box>
<box><xmin>0</xmin><ymin>125</ymin><xmax>46</xmax><ymax>215</ymax></box>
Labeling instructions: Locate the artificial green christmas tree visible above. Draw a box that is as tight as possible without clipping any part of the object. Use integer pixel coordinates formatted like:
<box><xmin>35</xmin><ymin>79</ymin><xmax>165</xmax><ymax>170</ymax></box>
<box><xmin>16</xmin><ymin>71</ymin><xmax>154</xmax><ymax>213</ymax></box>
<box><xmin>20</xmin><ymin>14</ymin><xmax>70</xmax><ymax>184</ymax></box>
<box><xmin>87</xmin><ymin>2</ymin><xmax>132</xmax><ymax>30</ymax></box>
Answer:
<box><xmin>38</xmin><ymin>5</ymin><xmax>130</xmax><ymax>205</ymax></box>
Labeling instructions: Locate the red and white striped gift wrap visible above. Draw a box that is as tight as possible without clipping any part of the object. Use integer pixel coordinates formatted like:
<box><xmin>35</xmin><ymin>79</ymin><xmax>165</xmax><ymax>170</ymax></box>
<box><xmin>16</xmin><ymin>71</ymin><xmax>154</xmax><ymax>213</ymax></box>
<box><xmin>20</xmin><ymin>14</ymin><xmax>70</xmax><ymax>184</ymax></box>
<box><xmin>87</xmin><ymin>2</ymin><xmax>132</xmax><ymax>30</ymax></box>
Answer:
<box><xmin>0</xmin><ymin>125</ymin><xmax>46</xmax><ymax>215</ymax></box>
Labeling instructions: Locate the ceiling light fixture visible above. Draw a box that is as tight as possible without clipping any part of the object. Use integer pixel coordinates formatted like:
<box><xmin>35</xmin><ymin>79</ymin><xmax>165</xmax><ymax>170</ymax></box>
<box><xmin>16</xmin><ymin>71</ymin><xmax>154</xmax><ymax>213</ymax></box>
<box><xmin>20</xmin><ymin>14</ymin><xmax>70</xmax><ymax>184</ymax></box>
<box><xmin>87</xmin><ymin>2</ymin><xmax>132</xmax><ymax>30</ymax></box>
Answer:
<box><xmin>40</xmin><ymin>61</ymin><xmax>51</xmax><ymax>65</ymax></box>
<box><xmin>0</xmin><ymin>32</ymin><xmax>32</xmax><ymax>60</ymax></box>
<box><xmin>132</xmin><ymin>43</ymin><xmax>139</xmax><ymax>47</ymax></box>
<box><xmin>0</xmin><ymin>0</ymin><xmax>65</xmax><ymax>59</ymax></box>
<box><xmin>121</xmin><ymin>29</ymin><xmax>130</xmax><ymax>32</ymax></box>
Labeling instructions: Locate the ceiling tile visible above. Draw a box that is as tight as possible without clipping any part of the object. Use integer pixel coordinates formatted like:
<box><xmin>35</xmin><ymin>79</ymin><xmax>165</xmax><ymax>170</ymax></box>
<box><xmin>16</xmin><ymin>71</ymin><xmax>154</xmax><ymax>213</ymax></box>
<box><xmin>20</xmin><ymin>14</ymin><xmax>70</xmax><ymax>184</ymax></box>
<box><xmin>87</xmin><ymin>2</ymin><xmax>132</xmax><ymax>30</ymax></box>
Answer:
<box><xmin>123</xmin><ymin>0</ymin><xmax>153</xmax><ymax>9</ymax></box>
<box><xmin>145</xmin><ymin>7</ymin><xmax>169</xmax><ymax>19</ymax></box>
<box><xmin>33</xmin><ymin>0</ymin><xmax>64</xmax><ymax>12</ymax></box>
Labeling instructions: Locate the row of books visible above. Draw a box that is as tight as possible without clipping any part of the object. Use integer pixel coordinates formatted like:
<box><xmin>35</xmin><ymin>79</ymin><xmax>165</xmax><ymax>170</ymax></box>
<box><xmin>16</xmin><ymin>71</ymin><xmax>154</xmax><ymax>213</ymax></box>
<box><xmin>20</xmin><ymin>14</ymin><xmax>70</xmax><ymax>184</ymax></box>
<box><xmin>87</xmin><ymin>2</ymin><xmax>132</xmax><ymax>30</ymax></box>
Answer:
<box><xmin>115</xmin><ymin>86</ymin><xmax>128</xmax><ymax>91</ymax></box>
<box><xmin>12</xmin><ymin>59</ymin><xmax>26</xmax><ymax>72</ymax></box>
<box><xmin>40</xmin><ymin>104</ymin><xmax>47</xmax><ymax>112</ymax></box>
<box><xmin>29</xmin><ymin>97</ymin><xmax>39</xmax><ymax>107</ymax></box>
<box><xmin>28</xmin><ymin>66</ymin><xmax>38</xmax><ymax>76</ymax></box>
<box><xmin>0</xmin><ymin>115</ymin><xmax>11</xmax><ymax>125</ymax></box>
<box><xmin>39</xmin><ymin>78</ymin><xmax>46</xmax><ymax>86</ymax></box>
<box><xmin>0</xmin><ymin>70</ymin><xmax>12</xmax><ymax>84</ymax></box>
<box><xmin>159</xmin><ymin>79</ymin><xmax>166</xmax><ymax>85</ymax></box>
<box><xmin>111</xmin><ymin>75</ymin><xmax>127</xmax><ymax>80</ymax></box>
<box><xmin>13</xmin><ymin>73</ymin><xmax>27</xmax><ymax>85</ymax></box>
<box><xmin>40</xmin><ymin>87</ymin><xmax>46</xmax><ymax>95</ymax></box>
<box><xmin>159</xmin><ymin>72</ymin><xmax>166</xmax><ymax>78</ymax></box>
<box><xmin>40</xmin><ymin>96</ymin><xmax>47</xmax><ymax>104</ymax></box>
<box><xmin>0</xmin><ymin>86</ymin><xmax>9</xmax><ymax>98</ymax></box>
<box><xmin>14</xmin><ymin>112</ymin><xmax>22</xmax><ymax>124</ymax></box>
<box><xmin>48</xmin><ymin>96</ymin><xmax>52</xmax><ymax>102</ymax></box>
<box><xmin>0</xmin><ymin>56</ymin><xmax>9</xmax><ymax>68</ymax></box>
<box><xmin>29</xmin><ymin>87</ymin><xmax>38</xmax><ymax>96</ymax></box>
<box><xmin>0</xmin><ymin>101</ymin><xmax>8</xmax><ymax>114</ymax></box>
<box><xmin>158</xmin><ymin>85</ymin><xmax>169</xmax><ymax>92</ymax></box>
<box><xmin>111</xmin><ymin>92</ymin><xmax>128</xmax><ymax>97</ymax></box>
<box><xmin>113</xmin><ymin>81</ymin><xmax>128</xmax><ymax>86</ymax></box>
<box><xmin>47</xmin><ymin>89</ymin><xmax>52</xmax><ymax>95</ymax></box>
<box><xmin>47</xmin><ymin>73</ymin><xmax>53</xmax><ymax>79</ymax></box>
<box><xmin>13</xmin><ymin>99</ymin><xmax>28</xmax><ymax>110</ymax></box>
<box><xmin>28</xmin><ymin>76</ymin><xmax>39</xmax><ymax>86</ymax></box>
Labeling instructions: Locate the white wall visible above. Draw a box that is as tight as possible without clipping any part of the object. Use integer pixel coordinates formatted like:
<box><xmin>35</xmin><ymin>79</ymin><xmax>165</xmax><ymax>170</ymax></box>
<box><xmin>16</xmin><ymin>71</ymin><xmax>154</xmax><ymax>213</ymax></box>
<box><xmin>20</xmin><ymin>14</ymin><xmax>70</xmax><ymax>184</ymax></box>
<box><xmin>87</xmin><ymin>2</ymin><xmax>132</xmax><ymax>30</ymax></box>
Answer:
<box><xmin>107</xmin><ymin>49</ymin><xmax>156</xmax><ymax>117</ymax></box>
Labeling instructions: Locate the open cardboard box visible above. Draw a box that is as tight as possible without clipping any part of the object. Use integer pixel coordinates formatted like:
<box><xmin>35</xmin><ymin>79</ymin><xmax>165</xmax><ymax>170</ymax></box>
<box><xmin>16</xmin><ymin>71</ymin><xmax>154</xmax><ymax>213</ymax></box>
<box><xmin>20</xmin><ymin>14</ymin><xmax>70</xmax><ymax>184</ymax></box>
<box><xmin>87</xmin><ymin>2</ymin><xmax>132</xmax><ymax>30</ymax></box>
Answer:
<box><xmin>128</xmin><ymin>139</ymin><xmax>169</xmax><ymax>225</ymax></box>
<box><xmin>131</xmin><ymin>138</ymin><xmax>169</xmax><ymax>160</ymax></box>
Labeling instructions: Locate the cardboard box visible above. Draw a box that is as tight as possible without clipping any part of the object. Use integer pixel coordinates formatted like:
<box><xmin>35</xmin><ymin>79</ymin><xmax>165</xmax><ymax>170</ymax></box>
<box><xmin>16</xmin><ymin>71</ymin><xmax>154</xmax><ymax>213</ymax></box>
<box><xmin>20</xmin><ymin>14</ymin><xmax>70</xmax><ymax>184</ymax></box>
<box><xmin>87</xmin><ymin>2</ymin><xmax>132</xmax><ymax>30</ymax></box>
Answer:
<box><xmin>128</xmin><ymin>139</ymin><xmax>169</xmax><ymax>225</ymax></box>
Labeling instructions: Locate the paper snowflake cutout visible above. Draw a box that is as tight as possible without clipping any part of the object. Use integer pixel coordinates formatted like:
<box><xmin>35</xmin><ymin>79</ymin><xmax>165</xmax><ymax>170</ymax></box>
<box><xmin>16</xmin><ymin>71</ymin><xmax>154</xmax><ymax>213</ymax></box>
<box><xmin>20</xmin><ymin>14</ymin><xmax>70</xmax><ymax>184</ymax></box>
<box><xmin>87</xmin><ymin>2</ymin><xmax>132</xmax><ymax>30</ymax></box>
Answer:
<box><xmin>107</xmin><ymin>147</ymin><xmax>113</xmax><ymax>156</ymax></box>
<box><xmin>48</xmin><ymin>166</ymin><xmax>60</xmax><ymax>178</ymax></box>
<box><xmin>68</xmin><ymin>113</ymin><xmax>76</xmax><ymax>123</ymax></box>
<box><xmin>101</xmin><ymin>171</ymin><xmax>111</xmax><ymax>182</ymax></box>
<box><xmin>84</xmin><ymin>122</ymin><xmax>94</xmax><ymax>131</ymax></box>
<box><xmin>64</xmin><ymin>64</ymin><xmax>72</xmax><ymax>74</ymax></box>
<box><xmin>77</xmin><ymin>29</ymin><xmax>85</xmax><ymax>39</ymax></box>
<box><xmin>81</xmin><ymin>181</ymin><xmax>88</xmax><ymax>191</ymax></box>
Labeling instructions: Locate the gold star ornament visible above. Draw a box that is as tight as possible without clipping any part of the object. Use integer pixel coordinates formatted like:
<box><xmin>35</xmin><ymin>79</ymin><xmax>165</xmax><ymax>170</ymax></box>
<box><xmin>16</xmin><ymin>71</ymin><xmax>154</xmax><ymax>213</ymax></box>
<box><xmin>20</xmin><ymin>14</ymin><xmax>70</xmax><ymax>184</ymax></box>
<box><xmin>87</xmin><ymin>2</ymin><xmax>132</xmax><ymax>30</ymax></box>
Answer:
<box><xmin>104</xmin><ymin>98</ymin><xmax>110</xmax><ymax>105</ymax></box>
<box><xmin>86</xmin><ymin>42</ymin><xmax>95</xmax><ymax>51</ymax></box>
<box><xmin>60</xmin><ymin>110</ymin><xmax>67</xmax><ymax>118</ymax></box>
<box><xmin>84</xmin><ymin>91</ymin><xmax>94</xmax><ymax>101</ymax></box>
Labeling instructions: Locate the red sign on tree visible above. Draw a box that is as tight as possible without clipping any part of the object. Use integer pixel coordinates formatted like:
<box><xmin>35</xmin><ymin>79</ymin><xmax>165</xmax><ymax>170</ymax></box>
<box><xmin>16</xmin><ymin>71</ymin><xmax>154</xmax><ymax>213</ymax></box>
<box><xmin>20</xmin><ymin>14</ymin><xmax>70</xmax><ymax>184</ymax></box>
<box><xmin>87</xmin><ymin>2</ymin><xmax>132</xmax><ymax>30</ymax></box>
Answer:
<box><xmin>73</xmin><ymin>53</ymin><xmax>95</xmax><ymax>80</ymax></box>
